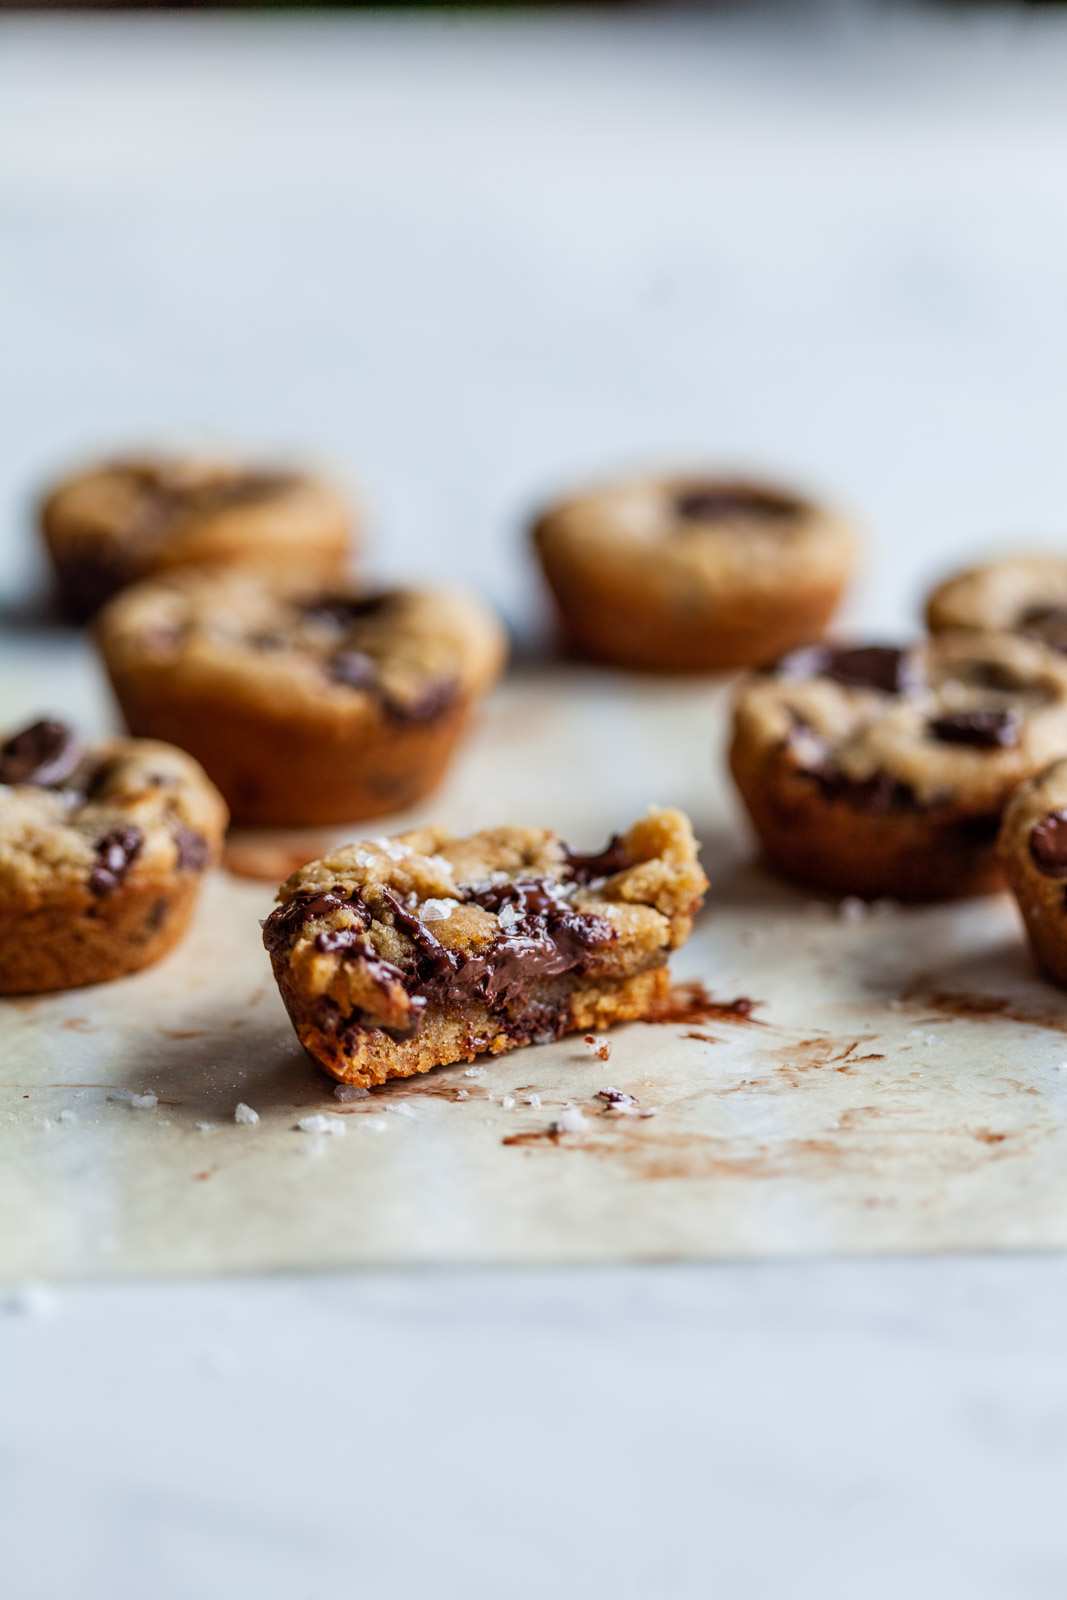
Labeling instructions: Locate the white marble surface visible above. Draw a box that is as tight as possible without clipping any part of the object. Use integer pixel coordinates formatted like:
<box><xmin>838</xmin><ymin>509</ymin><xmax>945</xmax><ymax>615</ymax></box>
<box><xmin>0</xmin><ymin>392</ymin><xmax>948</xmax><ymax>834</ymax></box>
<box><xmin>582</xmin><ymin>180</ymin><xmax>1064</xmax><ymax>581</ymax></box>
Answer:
<box><xmin>5</xmin><ymin>7</ymin><xmax>1067</xmax><ymax>1593</ymax></box>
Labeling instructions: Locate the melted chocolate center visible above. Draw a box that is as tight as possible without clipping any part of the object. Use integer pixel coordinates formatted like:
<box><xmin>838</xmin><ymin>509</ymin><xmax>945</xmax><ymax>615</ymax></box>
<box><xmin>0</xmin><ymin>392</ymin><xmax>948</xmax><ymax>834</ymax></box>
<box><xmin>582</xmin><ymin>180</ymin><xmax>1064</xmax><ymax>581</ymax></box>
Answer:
<box><xmin>928</xmin><ymin>708</ymin><xmax>1022</xmax><ymax>749</ymax></box>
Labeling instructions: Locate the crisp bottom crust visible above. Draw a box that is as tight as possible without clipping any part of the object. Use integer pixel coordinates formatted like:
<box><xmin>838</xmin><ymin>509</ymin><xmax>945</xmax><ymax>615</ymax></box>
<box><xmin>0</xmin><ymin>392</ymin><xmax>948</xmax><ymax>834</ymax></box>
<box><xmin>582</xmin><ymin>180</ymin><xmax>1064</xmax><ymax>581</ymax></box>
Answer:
<box><xmin>731</xmin><ymin>743</ymin><xmax>1004</xmax><ymax>901</ymax></box>
<box><xmin>276</xmin><ymin>963</ymin><xmax>672</xmax><ymax>1088</ymax></box>
<box><xmin>0</xmin><ymin>876</ymin><xmax>204</xmax><ymax>994</ymax></box>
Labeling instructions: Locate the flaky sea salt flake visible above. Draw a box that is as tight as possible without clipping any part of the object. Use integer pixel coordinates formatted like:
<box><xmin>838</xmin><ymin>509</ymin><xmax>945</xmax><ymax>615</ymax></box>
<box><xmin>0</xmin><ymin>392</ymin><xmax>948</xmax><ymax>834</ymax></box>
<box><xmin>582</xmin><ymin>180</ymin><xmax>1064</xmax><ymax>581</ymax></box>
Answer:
<box><xmin>234</xmin><ymin>1102</ymin><xmax>259</xmax><ymax>1125</ymax></box>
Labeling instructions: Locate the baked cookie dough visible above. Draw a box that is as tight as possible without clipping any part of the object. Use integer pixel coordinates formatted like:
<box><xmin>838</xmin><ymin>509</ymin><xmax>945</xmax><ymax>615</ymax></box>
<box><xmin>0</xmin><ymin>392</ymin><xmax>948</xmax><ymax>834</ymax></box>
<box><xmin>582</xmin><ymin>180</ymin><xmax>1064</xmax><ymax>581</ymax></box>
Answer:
<box><xmin>0</xmin><ymin>717</ymin><xmax>227</xmax><ymax>994</ymax></box>
<box><xmin>730</xmin><ymin>632</ymin><xmax>1067</xmax><ymax>900</ymax></box>
<box><xmin>926</xmin><ymin>554</ymin><xmax>1067</xmax><ymax>654</ymax></box>
<box><xmin>96</xmin><ymin>570</ymin><xmax>508</xmax><ymax>827</ymax></box>
<box><xmin>532</xmin><ymin>473</ymin><xmax>857</xmax><ymax>671</ymax></box>
<box><xmin>263</xmin><ymin>807</ymin><xmax>708</xmax><ymax>1086</ymax></box>
<box><xmin>41</xmin><ymin>454</ymin><xmax>354</xmax><ymax>620</ymax></box>
<box><xmin>999</xmin><ymin>759</ymin><xmax>1067</xmax><ymax>987</ymax></box>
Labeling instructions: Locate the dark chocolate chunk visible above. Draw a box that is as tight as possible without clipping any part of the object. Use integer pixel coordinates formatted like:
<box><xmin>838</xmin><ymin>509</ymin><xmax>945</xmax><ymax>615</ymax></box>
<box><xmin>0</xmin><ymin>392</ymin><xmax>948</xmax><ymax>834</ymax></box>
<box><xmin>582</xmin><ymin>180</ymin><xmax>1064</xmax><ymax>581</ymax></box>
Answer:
<box><xmin>301</xmin><ymin>594</ymin><xmax>391</xmax><ymax>629</ymax></box>
<box><xmin>1029</xmin><ymin>809</ymin><xmax>1067</xmax><ymax>877</ymax></box>
<box><xmin>261</xmin><ymin>887</ymin><xmax>367</xmax><ymax>955</ymax></box>
<box><xmin>89</xmin><ymin>826</ymin><xmax>143</xmax><ymax>895</ymax></box>
<box><xmin>0</xmin><ymin>719</ymin><xmax>82</xmax><ymax>788</ymax></box>
<box><xmin>1020</xmin><ymin>606</ymin><xmax>1067</xmax><ymax>654</ymax></box>
<box><xmin>781</xmin><ymin>644</ymin><xmax>916</xmax><ymax>695</ymax></box>
<box><xmin>314</xmin><ymin>926</ymin><xmax>365</xmax><ymax>955</ymax></box>
<box><xmin>928</xmin><ymin>708</ymin><xmax>1021</xmax><ymax>748</ymax></box>
<box><xmin>811</xmin><ymin>766</ymin><xmax>918</xmax><ymax>813</ymax></box>
<box><xmin>382</xmin><ymin>680</ymin><xmax>458</xmax><ymax>724</ymax></box>
<box><xmin>174</xmin><ymin>827</ymin><xmax>209</xmax><ymax>871</ymax></box>
<box><xmin>673</xmin><ymin>483</ymin><xmax>801</xmax><ymax>524</ymax></box>
<box><xmin>328</xmin><ymin>650</ymin><xmax>379</xmax><ymax>690</ymax></box>
<box><xmin>564</xmin><ymin>835</ymin><xmax>629</xmax><ymax>884</ymax></box>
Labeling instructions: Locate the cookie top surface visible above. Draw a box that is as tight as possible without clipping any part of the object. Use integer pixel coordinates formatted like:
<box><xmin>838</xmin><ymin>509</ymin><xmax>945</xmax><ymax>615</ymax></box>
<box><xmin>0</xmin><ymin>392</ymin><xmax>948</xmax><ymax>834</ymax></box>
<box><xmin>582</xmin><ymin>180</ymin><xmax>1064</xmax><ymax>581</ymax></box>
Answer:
<box><xmin>0</xmin><ymin>718</ymin><xmax>228</xmax><ymax>900</ymax></box>
<box><xmin>263</xmin><ymin>807</ymin><xmax>707</xmax><ymax>1032</ymax></box>
<box><xmin>95</xmin><ymin>570</ymin><xmax>508</xmax><ymax>724</ymax></box>
<box><xmin>42</xmin><ymin>455</ymin><xmax>350</xmax><ymax>563</ymax></box>
<box><xmin>533</xmin><ymin>474</ymin><xmax>856</xmax><ymax>590</ymax></box>
<box><xmin>926</xmin><ymin>554</ymin><xmax>1067</xmax><ymax>653</ymax></box>
<box><xmin>733</xmin><ymin>632</ymin><xmax>1067</xmax><ymax>810</ymax></box>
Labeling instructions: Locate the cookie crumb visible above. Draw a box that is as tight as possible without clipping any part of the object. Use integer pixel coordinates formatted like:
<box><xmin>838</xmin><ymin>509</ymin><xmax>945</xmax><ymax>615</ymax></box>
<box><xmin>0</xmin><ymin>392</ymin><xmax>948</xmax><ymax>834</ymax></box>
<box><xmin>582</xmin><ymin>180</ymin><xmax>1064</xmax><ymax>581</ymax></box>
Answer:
<box><xmin>583</xmin><ymin>1034</ymin><xmax>612</xmax><ymax>1062</ymax></box>
<box><xmin>334</xmin><ymin>1084</ymin><xmax>370</xmax><ymax>1102</ymax></box>
<box><xmin>234</xmin><ymin>1102</ymin><xmax>259</xmax><ymax>1125</ymax></box>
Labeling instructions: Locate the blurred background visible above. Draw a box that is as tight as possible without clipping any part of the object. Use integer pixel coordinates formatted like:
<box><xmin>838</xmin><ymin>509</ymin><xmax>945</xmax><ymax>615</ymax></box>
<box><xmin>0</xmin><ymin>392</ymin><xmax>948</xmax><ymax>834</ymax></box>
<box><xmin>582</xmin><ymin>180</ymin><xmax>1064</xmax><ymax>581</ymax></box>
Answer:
<box><xmin>5</xmin><ymin>0</ymin><xmax>1067</xmax><ymax>653</ymax></box>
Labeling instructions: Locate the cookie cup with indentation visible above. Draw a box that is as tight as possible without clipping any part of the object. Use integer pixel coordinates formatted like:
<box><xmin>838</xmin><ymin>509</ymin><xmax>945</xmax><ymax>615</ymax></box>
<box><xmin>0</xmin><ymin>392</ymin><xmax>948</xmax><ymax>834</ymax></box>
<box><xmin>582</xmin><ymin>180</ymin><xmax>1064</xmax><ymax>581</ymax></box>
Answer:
<box><xmin>532</xmin><ymin>473</ymin><xmax>858</xmax><ymax>672</ymax></box>
<box><xmin>998</xmin><ymin>759</ymin><xmax>1067</xmax><ymax>987</ymax></box>
<box><xmin>925</xmin><ymin>554</ymin><xmax>1067</xmax><ymax>656</ymax></box>
<box><xmin>730</xmin><ymin>633</ymin><xmax>1067</xmax><ymax>902</ymax></box>
<box><xmin>95</xmin><ymin>570</ymin><xmax>508</xmax><ymax>827</ymax></box>
<box><xmin>41</xmin><ymin>454</ymin><xmax>355</xmax><ymax>621</ymax></box>
<box><xmin>263</xmin><ymin>807</ymin><xmax>708</xmax><ymax>1087</ymax></box>
<box><xmin>0</xmin><ymin>720</ymin><xmax>227</xmax><ymax>994</ymax></box>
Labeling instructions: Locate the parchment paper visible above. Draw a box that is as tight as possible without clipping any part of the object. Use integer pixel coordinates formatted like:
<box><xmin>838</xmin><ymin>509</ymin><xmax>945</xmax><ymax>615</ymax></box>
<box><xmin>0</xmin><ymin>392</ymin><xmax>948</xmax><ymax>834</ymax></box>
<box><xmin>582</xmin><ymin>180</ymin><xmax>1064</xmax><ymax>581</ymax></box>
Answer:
<box><xmin>5</xmin><ymin>665</ymin><xmax>1067</xmax><ymax>1280</ymax></box>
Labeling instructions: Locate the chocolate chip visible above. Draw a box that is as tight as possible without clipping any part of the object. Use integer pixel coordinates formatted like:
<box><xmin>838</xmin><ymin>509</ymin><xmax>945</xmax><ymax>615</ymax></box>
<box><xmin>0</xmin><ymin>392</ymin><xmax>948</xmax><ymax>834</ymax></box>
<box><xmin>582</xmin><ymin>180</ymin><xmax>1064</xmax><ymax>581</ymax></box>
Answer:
<box><xmin>812</xmin><ymin>767</ymin><xmax>918</xmax><ymax>812</ymax></box>
<box><xmin>777</xmin><ymin>644</ymin><xmax>917</xmax><ymax>695</ymax></box>
<box><xmin>0</xmin><ymin>719</ymin><xmax>82</xmax><ymax>788</ymax></box>
<box><xmin>301</xmin><ymin>594</ymin><xmax>391</xmax><ymax>628</ymax></box>
<box><xmin>673</xmin><ymin>483</ymin><xmax>801</xmax><ymax>523</ymax></box>
<box><xmin>89</xmin><ymin>826</ymin><xmax>143</xmax><ymax>895</ymax></box>
<box><xmin>328</xmin><ymin>650</ymin><xmax>379</xmax><ymax>690</ymax></box>
<box><xmin>383</xmin><ymin>681</ymin><xmax>457</xmax><ymax>724</ymax></box>
<box><xmin>564</xmin><ymin>835</ymin><xmax>629</xmax><ymax>884</ymax></box>
<box><xmin>1029</xmin><ymin>810</ymin><xmax>1067</xmax><ymax>877</ymax></box>
<box><xmin>928</xmin><ymin>708</ymin><xmax>1021</xmax><ymax>748</ymax></box>
<box><xmin>1020</xmin><ymin>606</ymin><xmax>1067</xmax><ymax>654</ymax></box>
<box><xmin>174</xmin><ymin>827</ymin><xmax>209</xmax><ymax>871</ymax></box>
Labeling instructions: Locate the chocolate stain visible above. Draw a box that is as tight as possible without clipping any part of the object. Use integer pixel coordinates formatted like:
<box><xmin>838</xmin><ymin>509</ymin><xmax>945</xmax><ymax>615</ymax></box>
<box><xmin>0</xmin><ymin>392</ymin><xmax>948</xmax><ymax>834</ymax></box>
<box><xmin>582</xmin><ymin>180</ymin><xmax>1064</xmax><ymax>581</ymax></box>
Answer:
<box><xmin>61</xmin><ymin>1017</ymin><xmax>95</xmax><ymax>1033</ymax></box>
<box><xmin>915</xmin><ymin>990</ymin><xmax>1067</xmax><ymax>1035</ymax></box>
<box><xmin>649</xmin><ymin>982</ymin><xmax>763</xmax><ymax>1027</ymax></box>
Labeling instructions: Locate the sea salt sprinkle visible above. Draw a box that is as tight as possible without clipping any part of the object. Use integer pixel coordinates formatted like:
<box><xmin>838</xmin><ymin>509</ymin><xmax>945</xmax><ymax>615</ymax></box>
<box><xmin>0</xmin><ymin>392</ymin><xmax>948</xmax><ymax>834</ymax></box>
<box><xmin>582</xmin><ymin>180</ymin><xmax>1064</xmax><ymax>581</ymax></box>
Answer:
<box><xmin>526</xmin><ymin>1094</ymin><xmax>541</xmax><ymax>1108</ymax></box>
<box><xmin>386</xmin><ymin>1103</ymin><xmax>416</xmax><ymax>1119</ymax></box>
<box><xmin>296</xmin><ymin>1114</ymin><xmax>346</xmax><ymax>1136</ymax></box>
<box><xmin>583</xmin><ymin>1034</ymin><xmax>612</xmax><ymax>1062</ymax></box>
<box><xmin>464</xmin><ymin>1066</ymin><xmax>487</xmax><ymax>1079</ymax></box>
<box><xmin>596</xmin><ymin>1086</ymin><xmax>661</xmax><ymax>1119</ymax></box>
<box><xmin>234</xmin><ymin>1102</ymin><xmax>259</xmax><ymax>1125</ymax></box>
<box><xmin>421</xmin><ymin>898</ymin><xmax>460</xmax><ymax>922</ymax></box>
<box><xmin>838</xmin><ymin>897</ymin><xmax>867</xmax><ymax>924</ymax></box>
<box><xmin>334</xmin><ymin>1084</ymin><xmax>370</xmax><ymax>1102</ymax></box>
<box><xmin>551</xmin><ymin>1105</ymin><xmax>588</xmax><ymax>1136</ymax></box>
<box><xmin>501</xmin><ymin>1096</ymin><xmax>516</xmax><ymax>1110</ymax></box>
<box><xmin>107</xmin><ymin>1089</ymin><xmax>158</xmax><ymax>1109</ymax></box>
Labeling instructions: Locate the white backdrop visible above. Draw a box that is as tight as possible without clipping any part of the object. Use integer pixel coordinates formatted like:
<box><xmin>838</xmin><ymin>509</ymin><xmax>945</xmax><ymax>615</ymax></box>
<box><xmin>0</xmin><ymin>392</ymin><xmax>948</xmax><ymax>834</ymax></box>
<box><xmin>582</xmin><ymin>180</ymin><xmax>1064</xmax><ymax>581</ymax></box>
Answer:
<box><xmin>4</xmin><ymin>9</ymin><xmax>1067</xmax><ymax>1596</ymax></box>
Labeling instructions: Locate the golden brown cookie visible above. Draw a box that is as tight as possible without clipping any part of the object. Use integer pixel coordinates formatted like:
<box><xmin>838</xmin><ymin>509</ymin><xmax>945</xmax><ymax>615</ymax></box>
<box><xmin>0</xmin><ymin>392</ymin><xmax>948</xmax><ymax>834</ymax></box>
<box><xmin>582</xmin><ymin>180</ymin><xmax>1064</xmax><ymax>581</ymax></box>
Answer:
<box><xmin>41</xmin><ymin>454</ymin><xmax>354</xmax><ymax>620</ymax></box>
<box><xmin>926</xmin><ymin>554</ymin><xmax>1067</xmax><ymax>654</ymax></box>
<box><xmin>0</xmin><ymin>718</ymin><xmax>227</xmax><ymax>994</ymax></box>
<box><xmin>999</xmin><ymin>758</ymin><xmax>1067</xmax><ymax>987</ymax></box>
<box><xmin>532</xmin><ymin>473</ymin><xmax>857</xmax><ymax>672</ymax></box>
<box><xmin>730</xmin><ymin>633</ymin><xmax>1067</xmax><ymax>901</ymax></box>
<box><xmin>95</xmin><ymin>570</ymin><xmax>507</xmax><ymax>827</ymax></box>
<box><xmin>263</xmin><ymin>807</ymin><xmax>708</xmax><ymax>1087</ymax></box>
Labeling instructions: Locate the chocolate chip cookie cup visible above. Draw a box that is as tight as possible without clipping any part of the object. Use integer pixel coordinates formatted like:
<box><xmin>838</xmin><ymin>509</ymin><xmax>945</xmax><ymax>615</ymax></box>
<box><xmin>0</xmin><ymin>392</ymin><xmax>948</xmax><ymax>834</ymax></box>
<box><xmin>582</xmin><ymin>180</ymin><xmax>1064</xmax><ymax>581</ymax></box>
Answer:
<box><xmin>999</xmin><ymin>760</ymin><xmax>1067</xmax><ymax>987</ymax></box>
<box><xmin>926</xmin><ymin>554</ymin><xmax>1067</xmax><ymax>655</ymax></box>
<box><xmin>41</xmin><ymin>454</ymin><xmax>355</xmax><ymax>620</ymax></box>
<box><xmin>263</xmin><ymin>807</ymin><xmax>708</xmax><ymax>1087</ymax></box>
<box><xmin>0</xmin><ymin>718</ymin><xmax>227</xmax><ymax>994</ymax></box>
<box><xmin>730</xmin><ymin>633</ymin><xmax>1067</xmax><ymax>901</ymax></box>
<box><xmin>95</xmin><ymin>571</ymin><xmax>508</xmax><ymax>827</ymax></box>
<box><xmin>532</xmin><ymin>473</ymin><xmax>858</xmax><ymax>672</ymax></box>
